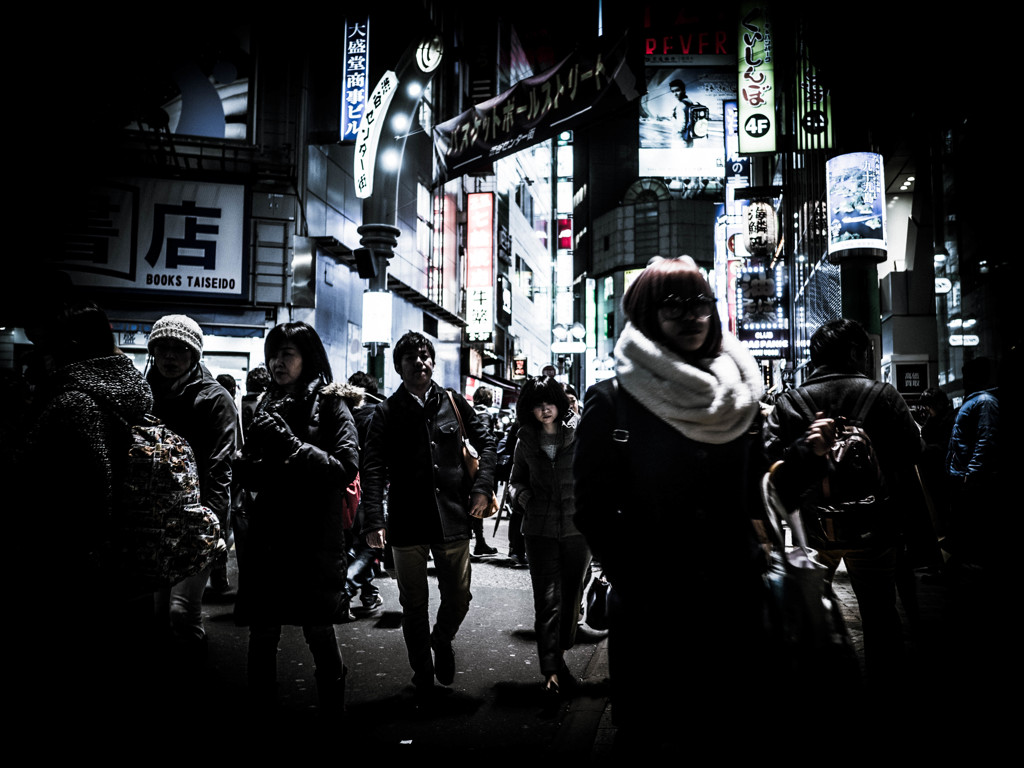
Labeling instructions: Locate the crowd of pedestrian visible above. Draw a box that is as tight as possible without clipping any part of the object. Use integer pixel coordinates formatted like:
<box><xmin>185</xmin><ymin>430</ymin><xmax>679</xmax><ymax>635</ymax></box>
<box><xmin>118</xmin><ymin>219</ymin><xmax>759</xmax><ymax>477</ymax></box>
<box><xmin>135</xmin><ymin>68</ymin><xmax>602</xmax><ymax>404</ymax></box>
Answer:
<box><xmin>8</xmin><ymin>255</ymin><xmax>1004</xmax><ymax>750</ymax></box>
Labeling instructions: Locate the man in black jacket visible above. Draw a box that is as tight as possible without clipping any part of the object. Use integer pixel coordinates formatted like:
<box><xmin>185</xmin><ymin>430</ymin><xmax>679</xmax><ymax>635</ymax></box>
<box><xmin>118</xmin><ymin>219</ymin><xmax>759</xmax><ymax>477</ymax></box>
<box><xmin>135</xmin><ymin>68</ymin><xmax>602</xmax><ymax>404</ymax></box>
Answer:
<box><xmin>361</xmin><ymin>332</ymin><xmax>495</xmax><ymax>703</ymax></box>
<box><xmin>147</xmin><ymin>314</ymin><xmax>239</xmax><ymax>666</ymax></box>
<box><xmin>764</xmin><ymin>319</ymin><xmax>923</xmax><ymax>685</ymax></box>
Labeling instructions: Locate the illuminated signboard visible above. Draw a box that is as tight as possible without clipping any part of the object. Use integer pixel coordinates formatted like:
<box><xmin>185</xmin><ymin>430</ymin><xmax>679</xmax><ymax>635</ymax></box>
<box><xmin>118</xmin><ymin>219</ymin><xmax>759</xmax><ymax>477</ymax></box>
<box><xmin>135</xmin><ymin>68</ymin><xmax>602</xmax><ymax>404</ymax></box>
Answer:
<box><xmin>825</xmin><ymin>152</ymin><xmax>887</xmax><ymax>262</ymax></box>
<box><xmin>54</xmin><ymin>178</ymin><xmax>246</xmax><ymax>299</ymax></box>
<box><xmin>724</xmin><ymin>99</ymin><xmax>750</xmax><ymax>210</ymax></box>
<box><xmin>341</xmin><ymin>18</ymin><xmax>369</xmax><ymax>143</ymax></box>
<box><xmin>466</xmin><ymin>192</ymin><xmax>494</xmax><ymax>343</ymax></box>
<box><xmin>735</xmin><ymin>261</ymin><xmax>789</xmax><ymax>359</ymax></box>
<box><xmin>796</xmin><ymin>43</ymin><xmax>833</xmax><ymax>151</ymax></box>
<box><xmin>737</xmin><ymin>2</ymin><xmax>776</xmax><ymax>155</ymax></box>
<box><xmin>639</xmin><ymin>66</ymin><xmax>734</xmax><ymax>181</ymax></box>
<box><xmin>354</xmin><ymin>70</ymin><xmax>398</xmax><ymax>199</ymax></box>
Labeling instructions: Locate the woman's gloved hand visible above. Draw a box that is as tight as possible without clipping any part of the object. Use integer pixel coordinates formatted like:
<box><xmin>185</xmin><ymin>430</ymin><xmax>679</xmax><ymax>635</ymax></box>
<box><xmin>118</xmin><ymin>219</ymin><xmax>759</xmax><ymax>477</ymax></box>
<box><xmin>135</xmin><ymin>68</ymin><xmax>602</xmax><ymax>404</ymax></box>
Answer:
<box><xmin>249</xmin><ymin>411</ymin><xmax>302</xmax><ymax>459</ymax></box>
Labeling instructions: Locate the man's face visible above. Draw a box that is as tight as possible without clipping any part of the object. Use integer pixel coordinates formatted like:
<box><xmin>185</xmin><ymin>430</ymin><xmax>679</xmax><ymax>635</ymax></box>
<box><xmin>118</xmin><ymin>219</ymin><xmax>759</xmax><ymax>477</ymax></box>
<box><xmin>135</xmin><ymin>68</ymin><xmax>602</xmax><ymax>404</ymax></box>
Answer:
<box><xmin>399</xmin><ymin>345</ymin><xmax>435</xmax><ymax>391</ymax></box>
<box><xmin>151</xmin><ymin>340</ymin><xmax>195</xmax><ymax>380</ymax></box>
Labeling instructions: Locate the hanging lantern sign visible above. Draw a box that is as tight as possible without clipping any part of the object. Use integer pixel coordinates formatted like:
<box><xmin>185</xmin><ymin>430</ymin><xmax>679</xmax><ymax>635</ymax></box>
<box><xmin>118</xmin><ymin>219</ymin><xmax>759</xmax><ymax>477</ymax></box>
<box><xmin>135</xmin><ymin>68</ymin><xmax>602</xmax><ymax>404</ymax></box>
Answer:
<box><xmin>825</xmin><ymin>151</ymin><xmax>887</xmax><ymax>263</ymax></box>
<box><xmin>745</xmin><ymin>199</ymin><xmax>777</xmax><ymax>257</ymax></box>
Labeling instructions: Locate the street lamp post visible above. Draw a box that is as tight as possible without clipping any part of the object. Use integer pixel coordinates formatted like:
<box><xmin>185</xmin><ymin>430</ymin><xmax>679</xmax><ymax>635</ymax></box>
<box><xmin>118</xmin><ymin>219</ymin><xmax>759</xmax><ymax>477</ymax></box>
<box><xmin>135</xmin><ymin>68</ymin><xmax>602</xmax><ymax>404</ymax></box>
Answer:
<box><xmin>353</xmin><ymin>29</ymin><xmax>443</xmax><ymax>388</ymax></box>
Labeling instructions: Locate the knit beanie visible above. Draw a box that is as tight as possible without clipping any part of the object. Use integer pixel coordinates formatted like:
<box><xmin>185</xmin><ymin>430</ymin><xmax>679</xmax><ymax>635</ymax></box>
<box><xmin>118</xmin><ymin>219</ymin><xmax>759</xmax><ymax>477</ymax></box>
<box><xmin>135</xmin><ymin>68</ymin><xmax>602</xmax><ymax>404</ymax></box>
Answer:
<box><xmin>148</xmin><ymin>314</ymin><xmax>204</xmax><ymax>357</ymax></box>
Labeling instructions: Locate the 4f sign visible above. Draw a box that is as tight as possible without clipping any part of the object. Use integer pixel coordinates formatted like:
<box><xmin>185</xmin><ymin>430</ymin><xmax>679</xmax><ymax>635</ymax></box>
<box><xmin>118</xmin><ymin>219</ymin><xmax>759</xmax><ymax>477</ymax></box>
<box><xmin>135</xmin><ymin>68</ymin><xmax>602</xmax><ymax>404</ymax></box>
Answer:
<box><xmin>744</xmin><ymin>114</ymin><xmax>772</xmax><ymax>138</ymax></box>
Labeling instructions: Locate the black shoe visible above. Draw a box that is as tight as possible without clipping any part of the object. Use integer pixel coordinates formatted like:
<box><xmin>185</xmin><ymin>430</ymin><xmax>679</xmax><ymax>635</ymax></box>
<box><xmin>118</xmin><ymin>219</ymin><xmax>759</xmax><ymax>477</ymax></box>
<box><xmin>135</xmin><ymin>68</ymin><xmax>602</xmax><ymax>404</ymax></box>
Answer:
<box><xmin>510</xmin><ymin>553</ymin><xmax>529</xmax><ymax>568</ymax></box>
<box><xmin>353</xmin><ymin>595</ymin><xmax>383</xmax><ymax>615</ymax></box>
<box><xmin>430</xmin><ymin>632</ymin><xmax>456</xmax><ymax>686</ymax></box>
<box><xmin>473</xmin><ymin>541</ymin><xmax>498</xmax><ymax>557</ymax></box>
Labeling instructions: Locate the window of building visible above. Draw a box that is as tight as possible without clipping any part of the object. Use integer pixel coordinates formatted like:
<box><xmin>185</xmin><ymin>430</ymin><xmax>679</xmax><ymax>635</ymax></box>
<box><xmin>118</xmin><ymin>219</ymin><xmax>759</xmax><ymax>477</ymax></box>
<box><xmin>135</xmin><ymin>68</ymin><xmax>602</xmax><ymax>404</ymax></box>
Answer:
<box><xmin>517</xmin><ymin>255</ymin><xmax>535</xmax><ymax>301</ymax></box>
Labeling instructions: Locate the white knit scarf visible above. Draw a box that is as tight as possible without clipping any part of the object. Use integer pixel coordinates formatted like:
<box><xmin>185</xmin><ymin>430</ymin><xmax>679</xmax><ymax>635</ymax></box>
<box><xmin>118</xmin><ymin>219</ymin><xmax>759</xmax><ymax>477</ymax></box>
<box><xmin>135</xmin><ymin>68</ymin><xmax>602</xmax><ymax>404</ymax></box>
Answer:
<box><xmin>614</xmin><ymin>322</ymin><xmax>763</xmax><ymax>444</ymax></box>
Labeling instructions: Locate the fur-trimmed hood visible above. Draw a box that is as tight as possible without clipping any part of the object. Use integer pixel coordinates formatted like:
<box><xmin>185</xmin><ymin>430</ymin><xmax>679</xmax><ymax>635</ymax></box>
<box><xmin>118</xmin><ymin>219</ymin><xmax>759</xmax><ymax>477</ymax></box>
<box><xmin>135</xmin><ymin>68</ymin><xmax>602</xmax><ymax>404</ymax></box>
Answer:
<box><xmin>319</xmin><ymin>381</ymin><xmax>365</xmax><ymax>409</ymax></box>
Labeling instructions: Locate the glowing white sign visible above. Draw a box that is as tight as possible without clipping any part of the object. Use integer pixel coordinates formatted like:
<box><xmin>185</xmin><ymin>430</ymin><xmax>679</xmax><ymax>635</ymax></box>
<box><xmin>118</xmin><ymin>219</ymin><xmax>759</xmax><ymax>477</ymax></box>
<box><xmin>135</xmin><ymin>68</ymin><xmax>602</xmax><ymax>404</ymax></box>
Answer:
<box><xmin>354</xmin><ymin>70</ymin><xmax>398</xmax><ymax>199</ymax></box>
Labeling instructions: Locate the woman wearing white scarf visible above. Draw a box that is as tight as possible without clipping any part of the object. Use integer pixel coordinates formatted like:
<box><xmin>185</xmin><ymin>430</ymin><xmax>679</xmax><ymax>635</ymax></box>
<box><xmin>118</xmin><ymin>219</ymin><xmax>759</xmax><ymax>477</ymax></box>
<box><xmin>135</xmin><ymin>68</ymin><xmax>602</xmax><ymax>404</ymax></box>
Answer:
<box><xmin>573</xmin><ymin>256</ymin><xmax>770</xmax><ymax>751</ymax></box>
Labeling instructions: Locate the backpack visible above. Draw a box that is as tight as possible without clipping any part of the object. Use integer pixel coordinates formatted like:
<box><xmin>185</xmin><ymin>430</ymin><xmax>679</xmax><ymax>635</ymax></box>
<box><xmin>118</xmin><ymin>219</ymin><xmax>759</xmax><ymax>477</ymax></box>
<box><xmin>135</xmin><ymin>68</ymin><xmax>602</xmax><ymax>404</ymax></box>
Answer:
<box><xmin>113</xmin><ymin>415</ymin><xmax>227</xmax><ymax>589</ymax></box>
<box><xmin>791</xmin><ymin>381</ymin><xmax>891</xmax><ymax>548</ymax></box>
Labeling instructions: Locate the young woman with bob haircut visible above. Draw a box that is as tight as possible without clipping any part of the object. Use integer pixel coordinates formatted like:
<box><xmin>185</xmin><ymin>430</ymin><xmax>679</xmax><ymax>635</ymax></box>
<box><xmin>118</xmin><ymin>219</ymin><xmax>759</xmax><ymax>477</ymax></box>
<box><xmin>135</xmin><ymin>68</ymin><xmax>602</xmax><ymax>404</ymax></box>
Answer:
<box><xmin>510</xmin><ymin>375</ymin><xmax>590</xmax><ymax>700</ymax></box>
<box><xmin>573</xmin><ymin>256</ymin><xmax>769</xmax><ymax>747</ymax></box>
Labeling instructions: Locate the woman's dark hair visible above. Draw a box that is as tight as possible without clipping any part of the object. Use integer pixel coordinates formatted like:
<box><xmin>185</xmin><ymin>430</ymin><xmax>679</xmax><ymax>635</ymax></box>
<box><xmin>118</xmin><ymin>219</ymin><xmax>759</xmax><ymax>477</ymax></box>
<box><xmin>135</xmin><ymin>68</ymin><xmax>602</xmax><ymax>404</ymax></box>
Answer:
<box><xmin>516</xmin><ymin>376</ymin><xmax>570</xmax><ymax>426</ymax></box>
<box><xmin>622</xmin><ymin>256</ymin><xmax>723</xmax><ymax>359</ymax></box>
<box><xmin>809</xmin><ymin>319</ymin><xmax>870</xmax><ymax>374</ymax></box>
<box><xmin>264</xmin><ymin>322</ymin><xmax>333</xmax><ymax>385</ymax></box>
<box><xmin>392</xmin><ymin>331</ymin><xmax>436</xmax><ymax>372</ymax></box>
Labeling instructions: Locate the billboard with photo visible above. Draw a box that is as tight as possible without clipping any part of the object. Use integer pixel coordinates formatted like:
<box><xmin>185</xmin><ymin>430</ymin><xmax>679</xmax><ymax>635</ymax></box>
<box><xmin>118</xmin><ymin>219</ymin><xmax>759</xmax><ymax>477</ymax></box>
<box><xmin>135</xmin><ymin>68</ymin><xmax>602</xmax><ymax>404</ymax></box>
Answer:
<box><xmin>639</xmin><ymin>65</ymin><xmax>734</xmax><ymax>182</ymax></box>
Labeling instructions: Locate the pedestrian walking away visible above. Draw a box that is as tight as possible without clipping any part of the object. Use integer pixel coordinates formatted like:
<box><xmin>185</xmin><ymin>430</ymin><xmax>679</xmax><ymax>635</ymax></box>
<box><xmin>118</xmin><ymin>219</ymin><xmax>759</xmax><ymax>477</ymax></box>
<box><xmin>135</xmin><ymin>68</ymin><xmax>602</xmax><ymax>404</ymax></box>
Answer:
<box><xmin>763</xmin><ymin>318</ymin><xmax>924</xmax><ymax>689</ymax></box>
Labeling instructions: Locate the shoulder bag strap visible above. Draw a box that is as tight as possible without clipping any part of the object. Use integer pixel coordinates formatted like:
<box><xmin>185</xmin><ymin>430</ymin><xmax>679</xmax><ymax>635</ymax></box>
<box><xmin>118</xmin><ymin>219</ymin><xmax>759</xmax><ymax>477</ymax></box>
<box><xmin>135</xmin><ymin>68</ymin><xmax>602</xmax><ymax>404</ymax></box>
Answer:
<box><xmin>849</xmin><ymin>380</ymin><xmax>885</xmax><ymax>425</ymax></box>
<box><xmin>446</xmin><ymin>389</ymin><xmax>468</xmax><ymax>439</ymax></box>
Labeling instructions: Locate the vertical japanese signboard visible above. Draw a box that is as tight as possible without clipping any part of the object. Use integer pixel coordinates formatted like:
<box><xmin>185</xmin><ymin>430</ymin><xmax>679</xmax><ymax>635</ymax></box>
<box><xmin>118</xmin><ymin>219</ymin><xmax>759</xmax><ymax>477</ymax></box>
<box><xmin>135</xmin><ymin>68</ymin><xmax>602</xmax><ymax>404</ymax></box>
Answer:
<box><xmin>465</xmin><ymin>192</ymin><xmax>494</xmax><ymax>343</ymax></box>
<box><xmin>341</xmin><ymin>17</ymin><xmax>369</xmax><ymax>143</ymax></box>
<box><xmin>55</xmin><ymin>178</ymin><xmax>246</xmax><ymax>298</ymax></box>
<box><xmin>737</xmin><ymin>2</ymin><xmax>775</xmax><ymax>155</ymax></box>
<box><xmin>796</xmin><ymin>42</ymin><xmax>833</xmax><ymax>151</ymax></box>
<box><xmin>354</xmin><ymin>70</ymin><xmax>397</xmax><ymax>199</ymax></box>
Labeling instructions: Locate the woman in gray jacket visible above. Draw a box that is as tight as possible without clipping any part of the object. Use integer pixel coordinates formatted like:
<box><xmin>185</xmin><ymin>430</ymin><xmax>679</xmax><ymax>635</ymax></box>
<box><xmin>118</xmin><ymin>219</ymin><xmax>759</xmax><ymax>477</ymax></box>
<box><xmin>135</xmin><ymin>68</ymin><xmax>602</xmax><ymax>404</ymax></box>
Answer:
<box><xmin>509</xmin><ymin>376</ymin><xmax>590</xmax><ymax>700</ymax></box>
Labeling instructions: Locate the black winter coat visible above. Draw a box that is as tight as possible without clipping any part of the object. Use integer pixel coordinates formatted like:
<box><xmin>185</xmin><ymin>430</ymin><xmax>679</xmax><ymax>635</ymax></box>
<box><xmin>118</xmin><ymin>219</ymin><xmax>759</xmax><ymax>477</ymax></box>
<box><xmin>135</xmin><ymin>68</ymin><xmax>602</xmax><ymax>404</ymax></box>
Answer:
<box><xmin>762</xmin><ymin>369</ymin><xmax>924</xmax><ymax>511</ymax></box>
<box><xmin>148</xmin><ymin>362</ymin><xmax>239</xmax><ymax>529</ymax></box>
<box><xmin>573</xmin><ymin>378</ymin><xmax>767</xmax><ymax>600</ymax></box>
<box><xmin>22</xmin><ymin>355</ymin><xmax>153</xmax><ymax>595</ymax></box>
<box><xmin>509</xmin><ymin>416</ymin><xmax>581</xmax><ymax>539</ymax></box>
<box><xmin>236</xmin><ymin>380</ymin><xmax>361</xmax><ymax>625</ymax></box>
<box><xmin>361</xmin><ymin>382</ymin><xmax>495</xmax><ymax>547</ymax></box>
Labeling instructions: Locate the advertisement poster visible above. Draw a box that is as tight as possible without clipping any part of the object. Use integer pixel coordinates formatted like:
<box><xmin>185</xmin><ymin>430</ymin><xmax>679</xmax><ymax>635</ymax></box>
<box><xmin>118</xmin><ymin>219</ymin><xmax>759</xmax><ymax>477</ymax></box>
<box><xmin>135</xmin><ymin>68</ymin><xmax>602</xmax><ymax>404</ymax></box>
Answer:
<box><xmin>825</xmin><ymin>152</ymin><xmax>887</xmax><ymax>258</ymax></box>
<box><xmin>639</xmin><ymin>66</ymin><xmax>734</xmax><ymax>181</ymax></box>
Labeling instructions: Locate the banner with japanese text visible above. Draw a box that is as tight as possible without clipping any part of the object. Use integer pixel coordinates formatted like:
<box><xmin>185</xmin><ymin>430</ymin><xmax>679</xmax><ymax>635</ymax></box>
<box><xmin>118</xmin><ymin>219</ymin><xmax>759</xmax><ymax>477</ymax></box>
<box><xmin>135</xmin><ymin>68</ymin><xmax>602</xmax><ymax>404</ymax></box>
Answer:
<box><xmin>433</xmin><ymin>32</ymin><xmax>639</xmax><ymax>182</ymax></box>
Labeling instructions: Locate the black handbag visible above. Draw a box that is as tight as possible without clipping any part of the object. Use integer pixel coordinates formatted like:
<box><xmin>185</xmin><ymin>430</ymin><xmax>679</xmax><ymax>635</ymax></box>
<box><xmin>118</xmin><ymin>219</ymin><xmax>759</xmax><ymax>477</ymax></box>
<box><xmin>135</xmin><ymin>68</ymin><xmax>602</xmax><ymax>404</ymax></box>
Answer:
<box><xmin>585</xmin><ymin>574</ymin><xmax>611</xmax><ymax>631</ymax></box>
<box><xmin>760</xmin><ymin>464</ymin><xmax>860</xmax><ymax>682</ymax></box>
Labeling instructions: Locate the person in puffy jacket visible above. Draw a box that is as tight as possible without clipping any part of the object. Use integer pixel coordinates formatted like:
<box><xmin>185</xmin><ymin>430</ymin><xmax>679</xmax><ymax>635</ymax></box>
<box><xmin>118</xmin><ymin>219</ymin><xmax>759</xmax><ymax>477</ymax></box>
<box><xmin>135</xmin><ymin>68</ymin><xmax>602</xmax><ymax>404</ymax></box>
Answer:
<box><xmin>147</xmin><ymin>314</ymin><xmax>239</xmax><ymax>664</ymax></box>
<box><xmin>236</xmin><ymin>321</ymin><xmax>360</xmax><ymax>715</ymax></box>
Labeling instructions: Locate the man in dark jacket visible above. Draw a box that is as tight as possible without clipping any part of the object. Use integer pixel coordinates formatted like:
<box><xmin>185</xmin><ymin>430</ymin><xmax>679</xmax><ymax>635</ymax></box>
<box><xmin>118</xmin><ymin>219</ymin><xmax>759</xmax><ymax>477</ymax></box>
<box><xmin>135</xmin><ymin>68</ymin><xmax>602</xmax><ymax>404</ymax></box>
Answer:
<box><xmin>945</xmin><ymin>357</ymin><xmax>1000</xmax><ymax>570</ymax></box>
<box><xmin>764</xmin><ymin>319</ymin><xmax>923</xmax><ymax>685</ymax></box>
<box><xmin>147</xmin><ymin>314</ymin><xmax>239</xmax><ymax>664</ymax></box>
<box><xmin>361</xmin><ymin>332</ymin><xmax>496</xmax><ymax>703</ymax></box>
